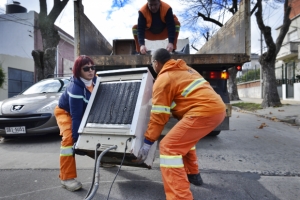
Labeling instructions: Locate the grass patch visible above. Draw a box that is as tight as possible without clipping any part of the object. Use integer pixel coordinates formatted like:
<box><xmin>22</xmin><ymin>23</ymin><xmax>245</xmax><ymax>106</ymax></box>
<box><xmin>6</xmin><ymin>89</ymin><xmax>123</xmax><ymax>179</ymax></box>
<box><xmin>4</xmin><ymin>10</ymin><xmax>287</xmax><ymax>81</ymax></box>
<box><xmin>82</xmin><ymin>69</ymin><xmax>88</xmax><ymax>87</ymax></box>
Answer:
<box><xmin>231</xmin><ymin>102</ymin><xmax>262</xmax><ymax>111</ymax></box>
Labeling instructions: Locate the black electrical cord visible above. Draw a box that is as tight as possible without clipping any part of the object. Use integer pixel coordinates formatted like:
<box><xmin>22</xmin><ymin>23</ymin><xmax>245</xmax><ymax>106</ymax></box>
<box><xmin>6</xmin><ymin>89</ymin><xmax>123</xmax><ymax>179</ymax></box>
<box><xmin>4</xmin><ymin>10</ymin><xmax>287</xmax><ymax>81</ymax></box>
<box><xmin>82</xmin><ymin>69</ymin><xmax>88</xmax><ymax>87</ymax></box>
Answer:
<box><xmin>106</xmin><ymin>137</ymin><xmax>132</xmax><ymax>200</ymax></box>
<box><xmin>85</xmin><ymin>143</ymin><xmax>101</xmax><ymax>199</ymax></box>
<box><xmin>85</xmin><ymin>145</ymin><xmax>118</xmax><ymax>200</ymax></box>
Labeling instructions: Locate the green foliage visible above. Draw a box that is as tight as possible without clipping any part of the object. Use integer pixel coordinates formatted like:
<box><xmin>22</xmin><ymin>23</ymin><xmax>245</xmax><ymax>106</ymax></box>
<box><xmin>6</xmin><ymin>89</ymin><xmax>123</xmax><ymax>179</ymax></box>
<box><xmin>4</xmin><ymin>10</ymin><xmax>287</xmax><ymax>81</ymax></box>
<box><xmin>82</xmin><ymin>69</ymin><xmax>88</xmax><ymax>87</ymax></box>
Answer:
<box><xmin>237</xmin><ymin>68</ymin><xmax>260</xmax><ymax>83</ymax></box>
<box><xmin>0</xmin><ymin>63</ymin><xmax>5</xmax><ymax>88</ymax></box>
<box><xmin>231</xmin><ymin>102</ymin><xmax>262</xmax><ymax>111</ymax></box>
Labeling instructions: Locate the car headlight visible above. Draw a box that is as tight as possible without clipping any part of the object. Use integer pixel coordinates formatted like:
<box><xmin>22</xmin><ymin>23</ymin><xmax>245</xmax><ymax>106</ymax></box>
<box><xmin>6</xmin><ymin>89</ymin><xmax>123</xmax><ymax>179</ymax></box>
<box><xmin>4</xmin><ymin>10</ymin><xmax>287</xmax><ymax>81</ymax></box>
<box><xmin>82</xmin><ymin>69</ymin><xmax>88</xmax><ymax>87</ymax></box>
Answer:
<box><xmin>36</xmin><ymin>100</ymin><xmax>58</xmax><ymax>113</ymax></box>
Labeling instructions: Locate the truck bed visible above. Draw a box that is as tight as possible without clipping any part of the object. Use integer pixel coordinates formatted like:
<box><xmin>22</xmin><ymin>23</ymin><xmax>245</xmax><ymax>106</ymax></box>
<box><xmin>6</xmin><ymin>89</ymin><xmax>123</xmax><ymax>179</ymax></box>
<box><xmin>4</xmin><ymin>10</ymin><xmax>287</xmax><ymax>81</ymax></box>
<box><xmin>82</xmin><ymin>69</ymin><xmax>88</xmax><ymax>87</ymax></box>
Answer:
<box><xmin>90</xmin><ymin>54</ymin><xmax>249</xmax><ymax>69</ymax></box>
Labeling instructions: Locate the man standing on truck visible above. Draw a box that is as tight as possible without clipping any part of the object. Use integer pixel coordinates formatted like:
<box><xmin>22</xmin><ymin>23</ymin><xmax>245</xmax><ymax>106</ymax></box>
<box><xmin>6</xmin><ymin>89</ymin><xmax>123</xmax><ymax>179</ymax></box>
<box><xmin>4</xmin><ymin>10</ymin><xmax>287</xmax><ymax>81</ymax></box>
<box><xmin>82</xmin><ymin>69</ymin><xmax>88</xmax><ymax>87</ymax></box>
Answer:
<box><xmin>132</xmin><ymin>0</ymin><xmax>180</xmax><ymax>55</ymax></box>
<box><xmin>136</xmin><ymin>48</ymin><xmax>226</xmax><ymax>199</ymax></box>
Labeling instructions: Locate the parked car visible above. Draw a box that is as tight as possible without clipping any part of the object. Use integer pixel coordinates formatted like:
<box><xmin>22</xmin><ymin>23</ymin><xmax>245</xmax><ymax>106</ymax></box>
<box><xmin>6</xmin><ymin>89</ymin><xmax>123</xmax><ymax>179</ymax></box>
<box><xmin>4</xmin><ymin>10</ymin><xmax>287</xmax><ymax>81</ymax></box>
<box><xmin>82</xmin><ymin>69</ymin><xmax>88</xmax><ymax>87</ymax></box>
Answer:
<box><xmin>0</xmin><ymin>77</ymin><xmax>70</xmax><ymax>138</ymax></box>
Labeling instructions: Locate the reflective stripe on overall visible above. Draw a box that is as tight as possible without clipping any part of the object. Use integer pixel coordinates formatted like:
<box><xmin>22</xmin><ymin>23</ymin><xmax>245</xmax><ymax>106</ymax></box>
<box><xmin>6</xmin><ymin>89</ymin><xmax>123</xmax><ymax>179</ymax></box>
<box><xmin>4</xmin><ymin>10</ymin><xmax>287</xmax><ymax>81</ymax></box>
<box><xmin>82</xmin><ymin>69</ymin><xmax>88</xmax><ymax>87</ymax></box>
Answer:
<box><xmin>159</xmin><ymin>113</ymin><xmax>225</xmax><ymax>200</ymax></box>
<box><xmin>54</xmin><ymin>106</ymin><xmax>77</xmax><ymax>180</ymax></box>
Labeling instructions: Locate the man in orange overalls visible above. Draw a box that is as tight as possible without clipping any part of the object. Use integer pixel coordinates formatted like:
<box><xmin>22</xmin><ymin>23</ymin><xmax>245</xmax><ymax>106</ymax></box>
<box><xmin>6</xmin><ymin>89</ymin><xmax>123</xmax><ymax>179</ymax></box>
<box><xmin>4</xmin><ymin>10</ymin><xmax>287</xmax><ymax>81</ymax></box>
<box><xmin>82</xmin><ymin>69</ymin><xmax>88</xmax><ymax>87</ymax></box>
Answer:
<box><xmin>136</xmin><ymin>48</ymin><xmax>226</xmax><ymax>199</ymax></box>
<box><xmin>132</xmin><ymin>0</ymin><xmax>180</xmax><ymax>54</ymax></box>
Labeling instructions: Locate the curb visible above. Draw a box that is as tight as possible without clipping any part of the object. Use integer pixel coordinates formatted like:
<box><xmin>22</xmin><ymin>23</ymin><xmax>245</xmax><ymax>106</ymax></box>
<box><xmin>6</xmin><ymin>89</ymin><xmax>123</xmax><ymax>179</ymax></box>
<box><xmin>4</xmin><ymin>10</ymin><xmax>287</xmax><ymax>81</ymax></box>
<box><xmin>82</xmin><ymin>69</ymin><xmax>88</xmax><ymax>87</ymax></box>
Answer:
<box><xmin>232</xmin><ymin>106</ymin><xmax>300</xmax><ymax>126</ymax></box>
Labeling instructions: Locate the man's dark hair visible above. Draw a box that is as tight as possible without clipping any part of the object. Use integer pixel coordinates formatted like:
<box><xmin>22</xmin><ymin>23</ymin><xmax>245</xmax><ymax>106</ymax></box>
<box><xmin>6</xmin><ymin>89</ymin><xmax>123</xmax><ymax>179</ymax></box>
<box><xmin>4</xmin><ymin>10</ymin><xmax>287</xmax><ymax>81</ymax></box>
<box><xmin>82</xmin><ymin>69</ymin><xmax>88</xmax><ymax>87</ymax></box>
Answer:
<box><xmin>152</xmin><ymin>48</ymin><xmax>171</xmax><ymax>65</ymax></box>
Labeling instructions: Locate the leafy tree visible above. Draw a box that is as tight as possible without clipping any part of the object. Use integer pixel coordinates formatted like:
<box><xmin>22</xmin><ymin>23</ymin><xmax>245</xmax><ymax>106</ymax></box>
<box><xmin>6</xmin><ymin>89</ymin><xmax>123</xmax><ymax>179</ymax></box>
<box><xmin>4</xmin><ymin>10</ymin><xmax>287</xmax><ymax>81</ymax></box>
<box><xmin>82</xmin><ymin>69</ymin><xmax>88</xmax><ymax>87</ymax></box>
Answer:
<box><xmin>32</xmin><ymin>0</ymin><xmax>69</xmax><ymax>82</ymax></box>
<box><xmin>180</xmin><ymin>0</ymin><xmax>292</xmax><ymax>108</ymax></box>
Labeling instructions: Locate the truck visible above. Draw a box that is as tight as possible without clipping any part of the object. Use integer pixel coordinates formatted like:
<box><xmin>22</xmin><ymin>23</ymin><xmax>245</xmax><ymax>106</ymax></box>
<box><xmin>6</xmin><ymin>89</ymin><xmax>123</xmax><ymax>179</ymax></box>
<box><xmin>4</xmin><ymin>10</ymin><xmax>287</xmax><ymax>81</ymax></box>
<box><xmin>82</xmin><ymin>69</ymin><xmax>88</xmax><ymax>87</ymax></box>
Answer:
<box><xmin>73</xmin><ymin>0</ymin><xmax>251</xmax><ymax>168</ymax></box>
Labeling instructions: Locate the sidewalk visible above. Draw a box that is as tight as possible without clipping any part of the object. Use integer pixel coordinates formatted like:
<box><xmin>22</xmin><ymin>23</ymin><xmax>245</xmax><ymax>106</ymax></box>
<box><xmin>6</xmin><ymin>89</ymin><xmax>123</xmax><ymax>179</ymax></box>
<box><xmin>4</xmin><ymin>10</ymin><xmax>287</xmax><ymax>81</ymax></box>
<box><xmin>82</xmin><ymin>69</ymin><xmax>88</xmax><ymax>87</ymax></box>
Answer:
<box><xmin>231</xmin><ymin>98</ymin><xmax>300</xmax><ymax>126</ymax></box>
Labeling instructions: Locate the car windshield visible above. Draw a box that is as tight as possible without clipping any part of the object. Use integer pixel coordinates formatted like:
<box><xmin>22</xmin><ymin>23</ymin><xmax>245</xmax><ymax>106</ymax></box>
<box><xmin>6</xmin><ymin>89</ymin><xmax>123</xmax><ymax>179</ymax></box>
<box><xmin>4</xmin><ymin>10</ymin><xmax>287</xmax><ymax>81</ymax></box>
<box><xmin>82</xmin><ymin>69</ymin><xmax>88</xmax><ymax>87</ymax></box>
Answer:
<box><xmin>22</xmin><ymin>78</ymin><xmax>70</xmax><ymax>95</ymax></box>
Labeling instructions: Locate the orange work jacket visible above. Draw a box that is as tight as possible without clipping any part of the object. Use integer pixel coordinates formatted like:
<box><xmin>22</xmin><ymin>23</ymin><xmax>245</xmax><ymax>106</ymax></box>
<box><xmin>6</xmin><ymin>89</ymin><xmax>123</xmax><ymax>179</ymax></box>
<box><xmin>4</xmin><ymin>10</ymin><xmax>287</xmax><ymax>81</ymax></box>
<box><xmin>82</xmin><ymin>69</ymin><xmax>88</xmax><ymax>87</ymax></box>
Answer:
<box><xmin>144</xmin><ymin>59</ymin><xmax>226</xmax><ymax>142</ymax></box>
<box><xmin>140</xmin><ymin>1</ymin><xmax>171</xmax><ymax>29</ymax></box>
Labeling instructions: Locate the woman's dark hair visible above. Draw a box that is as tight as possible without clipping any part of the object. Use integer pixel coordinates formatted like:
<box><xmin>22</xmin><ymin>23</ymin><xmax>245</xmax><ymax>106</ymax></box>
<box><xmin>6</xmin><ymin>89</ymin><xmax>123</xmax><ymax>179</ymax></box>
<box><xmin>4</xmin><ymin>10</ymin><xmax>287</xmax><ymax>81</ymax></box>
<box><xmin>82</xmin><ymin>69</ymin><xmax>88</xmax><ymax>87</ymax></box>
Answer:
<box><xmin>72</xmin><ymin>55</ymin><xmax>94</xmax><ymax>78</ymax></box>
<box><xmin>152</xmin><ymin>48</ymin><xmax>171</xmax><ymax>65</ymax></box>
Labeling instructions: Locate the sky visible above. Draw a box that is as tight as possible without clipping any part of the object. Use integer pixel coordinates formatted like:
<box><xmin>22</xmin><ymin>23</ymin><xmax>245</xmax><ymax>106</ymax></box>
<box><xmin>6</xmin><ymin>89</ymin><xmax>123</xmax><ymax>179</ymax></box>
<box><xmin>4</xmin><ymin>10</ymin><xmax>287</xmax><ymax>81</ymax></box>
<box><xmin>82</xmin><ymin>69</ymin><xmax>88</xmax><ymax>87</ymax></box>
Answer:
<box><xmin>0</xmin><ymin>0</ymin><xmax>284</xmax><ymax>55</ymax></box>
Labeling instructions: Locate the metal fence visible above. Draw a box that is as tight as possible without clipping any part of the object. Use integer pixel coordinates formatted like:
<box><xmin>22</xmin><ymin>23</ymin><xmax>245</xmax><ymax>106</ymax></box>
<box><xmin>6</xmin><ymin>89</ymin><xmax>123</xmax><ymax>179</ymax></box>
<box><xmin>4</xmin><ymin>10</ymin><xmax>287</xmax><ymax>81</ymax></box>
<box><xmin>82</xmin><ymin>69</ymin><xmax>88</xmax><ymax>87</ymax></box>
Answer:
<box><xmin>237</xmin><ymin>68</ymin><xmax>260</xmax><ymax>83</ymax></box>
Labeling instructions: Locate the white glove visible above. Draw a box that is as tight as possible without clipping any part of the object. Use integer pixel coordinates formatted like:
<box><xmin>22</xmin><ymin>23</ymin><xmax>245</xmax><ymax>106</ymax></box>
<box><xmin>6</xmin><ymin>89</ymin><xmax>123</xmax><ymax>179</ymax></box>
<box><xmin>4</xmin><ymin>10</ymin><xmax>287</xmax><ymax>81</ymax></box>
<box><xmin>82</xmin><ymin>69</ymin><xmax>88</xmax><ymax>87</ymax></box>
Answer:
<box><xmin>136</xmin><ymin>143</ymin><xmax>152</xmax><ymax>164</ymax></box>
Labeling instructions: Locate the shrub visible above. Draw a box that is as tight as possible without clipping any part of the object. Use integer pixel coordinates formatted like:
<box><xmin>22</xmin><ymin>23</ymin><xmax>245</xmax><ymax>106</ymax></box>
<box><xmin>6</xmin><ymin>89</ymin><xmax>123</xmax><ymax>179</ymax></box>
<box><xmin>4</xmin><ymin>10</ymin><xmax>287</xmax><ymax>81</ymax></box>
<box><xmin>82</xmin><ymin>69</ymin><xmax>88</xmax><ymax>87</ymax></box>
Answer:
<box><xmin>237</xmin><ymin>68</ymin><xmax>260</xmax><ymax>83</ymax></box>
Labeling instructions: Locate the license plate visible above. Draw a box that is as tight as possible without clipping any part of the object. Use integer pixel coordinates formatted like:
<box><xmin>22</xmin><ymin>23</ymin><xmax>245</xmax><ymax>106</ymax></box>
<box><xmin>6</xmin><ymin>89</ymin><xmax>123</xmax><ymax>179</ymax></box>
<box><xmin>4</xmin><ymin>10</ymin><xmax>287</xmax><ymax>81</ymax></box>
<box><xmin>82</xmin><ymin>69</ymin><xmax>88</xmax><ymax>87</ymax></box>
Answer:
<box><xmin>5</xmin><ymin>126</ymin><xmax>26</xmax><ymax>134</ymax></box>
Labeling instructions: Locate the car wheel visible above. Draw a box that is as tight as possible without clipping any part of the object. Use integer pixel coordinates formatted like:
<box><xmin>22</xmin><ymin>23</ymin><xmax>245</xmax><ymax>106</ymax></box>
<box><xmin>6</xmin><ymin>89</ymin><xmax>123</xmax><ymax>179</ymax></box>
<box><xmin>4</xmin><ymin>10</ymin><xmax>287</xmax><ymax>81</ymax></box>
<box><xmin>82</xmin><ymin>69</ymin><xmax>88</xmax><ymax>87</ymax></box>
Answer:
<box><xmin>207</xmin><ymin>131</ymin><xmax>221</xmax><ymax>137</ymax></box>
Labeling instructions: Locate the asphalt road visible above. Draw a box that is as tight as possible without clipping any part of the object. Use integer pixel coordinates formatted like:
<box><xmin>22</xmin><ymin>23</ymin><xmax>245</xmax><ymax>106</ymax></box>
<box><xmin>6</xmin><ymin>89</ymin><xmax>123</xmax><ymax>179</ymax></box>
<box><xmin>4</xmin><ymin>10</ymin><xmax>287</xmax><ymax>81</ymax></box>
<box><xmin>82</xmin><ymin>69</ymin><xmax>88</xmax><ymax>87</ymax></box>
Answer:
<box><xmin>0</xmin><ymin>110</ymin><xmax>299</xmax><ymax>200</ymax></box>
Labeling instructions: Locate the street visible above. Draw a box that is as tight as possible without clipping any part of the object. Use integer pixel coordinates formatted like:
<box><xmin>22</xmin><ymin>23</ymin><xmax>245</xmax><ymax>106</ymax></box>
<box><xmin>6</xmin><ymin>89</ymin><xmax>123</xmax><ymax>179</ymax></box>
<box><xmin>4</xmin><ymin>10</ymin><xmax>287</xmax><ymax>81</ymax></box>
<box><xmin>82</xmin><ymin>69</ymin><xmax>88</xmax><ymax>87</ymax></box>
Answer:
<box><xmin>0</xmin><ymin>110</ymin><xmax>299</xmax><ymax>200</ymax></box>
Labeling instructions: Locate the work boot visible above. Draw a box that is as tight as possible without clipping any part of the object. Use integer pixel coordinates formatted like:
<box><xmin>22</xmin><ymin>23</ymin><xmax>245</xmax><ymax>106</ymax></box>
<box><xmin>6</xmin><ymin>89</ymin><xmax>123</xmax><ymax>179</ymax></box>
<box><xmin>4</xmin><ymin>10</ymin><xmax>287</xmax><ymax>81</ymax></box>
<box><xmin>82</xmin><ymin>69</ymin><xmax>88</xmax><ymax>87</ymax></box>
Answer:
<box><xmin>61</xmin><ymin>179</ymin><xmax>82</xmax><ymax>191</ymax></box>
<box><xmin>187</xmin><ymin>173</ymin><xmax>203</xmax><ymax>186</ymax></box>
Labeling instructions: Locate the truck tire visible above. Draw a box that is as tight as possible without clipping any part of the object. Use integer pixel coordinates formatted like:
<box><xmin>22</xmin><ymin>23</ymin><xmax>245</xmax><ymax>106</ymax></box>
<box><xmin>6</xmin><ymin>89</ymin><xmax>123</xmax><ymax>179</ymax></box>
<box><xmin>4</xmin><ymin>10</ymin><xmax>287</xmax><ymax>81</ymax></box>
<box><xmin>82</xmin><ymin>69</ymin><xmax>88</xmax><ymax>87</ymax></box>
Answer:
<box><xmin>207</xmin><ymin>131</ymin><xmax>221</xmax><ymax>137</ymax></box>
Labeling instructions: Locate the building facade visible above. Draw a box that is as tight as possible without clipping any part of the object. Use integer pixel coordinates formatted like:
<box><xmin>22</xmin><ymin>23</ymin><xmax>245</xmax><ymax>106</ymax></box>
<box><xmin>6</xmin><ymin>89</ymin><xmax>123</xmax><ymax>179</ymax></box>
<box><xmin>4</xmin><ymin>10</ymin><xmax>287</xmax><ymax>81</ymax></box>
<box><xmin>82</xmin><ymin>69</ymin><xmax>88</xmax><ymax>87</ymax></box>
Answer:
<box><xmin>0</xmin><ymin>2</ymin><xmax>74</xmax><ymax>101</ymax></box>
<box><xmin>275</xmin><ymin>0</ymin><xmax>300</xmax><ymax>100</ymax></box>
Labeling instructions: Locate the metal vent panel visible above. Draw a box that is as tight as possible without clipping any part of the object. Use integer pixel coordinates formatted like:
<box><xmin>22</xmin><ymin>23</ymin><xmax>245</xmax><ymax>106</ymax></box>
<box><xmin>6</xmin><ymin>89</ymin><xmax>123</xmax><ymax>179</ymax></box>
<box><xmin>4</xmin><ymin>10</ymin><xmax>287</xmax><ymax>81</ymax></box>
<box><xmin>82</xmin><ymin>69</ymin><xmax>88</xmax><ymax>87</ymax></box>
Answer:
<box><xmin>87</xmin><ymin>80</ymin><xmax>141</xmax><ymax>125</ymax></box>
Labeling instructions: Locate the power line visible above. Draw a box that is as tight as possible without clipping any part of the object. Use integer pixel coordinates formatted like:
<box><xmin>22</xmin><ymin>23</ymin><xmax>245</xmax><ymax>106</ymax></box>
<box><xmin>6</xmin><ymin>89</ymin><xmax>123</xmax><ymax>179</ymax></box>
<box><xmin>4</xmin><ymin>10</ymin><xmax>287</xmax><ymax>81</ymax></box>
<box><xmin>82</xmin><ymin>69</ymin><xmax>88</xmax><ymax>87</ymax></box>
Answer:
<box><xmin>0</xmin><ymin>16</ymin><xmax>38</xmax><ymax>28</ymax></box>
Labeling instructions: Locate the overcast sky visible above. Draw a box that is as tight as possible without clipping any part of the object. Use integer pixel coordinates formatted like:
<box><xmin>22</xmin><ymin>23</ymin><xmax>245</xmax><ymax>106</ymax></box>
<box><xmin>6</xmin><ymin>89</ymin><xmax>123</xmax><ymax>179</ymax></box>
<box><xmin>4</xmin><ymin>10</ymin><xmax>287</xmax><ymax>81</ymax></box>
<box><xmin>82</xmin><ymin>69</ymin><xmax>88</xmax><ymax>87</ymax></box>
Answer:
<box><xmin>0</xmin><ymin>0</ymin><xmax>284</xmax><ymax>55</ymax></box>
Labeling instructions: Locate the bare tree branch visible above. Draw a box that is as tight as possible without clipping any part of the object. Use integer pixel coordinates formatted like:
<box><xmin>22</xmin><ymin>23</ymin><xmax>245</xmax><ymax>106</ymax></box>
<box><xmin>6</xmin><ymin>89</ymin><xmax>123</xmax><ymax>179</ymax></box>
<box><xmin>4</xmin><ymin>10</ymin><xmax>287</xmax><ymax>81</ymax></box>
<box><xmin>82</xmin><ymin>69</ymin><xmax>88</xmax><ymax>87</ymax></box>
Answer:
<box><xmin>202</xmin><ymin>32</ymin><xmax>209</xmax><ymax>41</ymax></box>
<box><xmin>197</xmin><ymin>12</ymin><xmax>223</xmax><ymax>27</ymax></box>
<box><xmin>275</xmin><ymin>0</ymin><xmax>291</xmax><ymax>55</ymax></box>
<box><xmin>48</xmin><ymin>0</ymin><xmax>69</xmax><ymax>23</ymax></box>
<box><xmin>229</xmin><ymin>0</ymin><xmax>238</xmax><ymax>14</ymax></box>
<box><xmin>255</xmin><ymin>0</ymin><xmax>266</xmax><ymax>31</ymax></box>
<box><xmin>255</xmin><ymin>0</ymin><xmax>276</xmax><ymax>61</ymax></box>
<box><xmin>250</xmin><ymin>2</ymin><xmax>258</xmax><ymax>15</ymax></box>
<box><xmin>191</xmin><ymin>44</ymin><xmax>199</xmax><ymax>52</ymax></box>
<box><xmin>39</xmin><ymin>0</ymin><xmax>47</xmax><ymax>18</ymax></box>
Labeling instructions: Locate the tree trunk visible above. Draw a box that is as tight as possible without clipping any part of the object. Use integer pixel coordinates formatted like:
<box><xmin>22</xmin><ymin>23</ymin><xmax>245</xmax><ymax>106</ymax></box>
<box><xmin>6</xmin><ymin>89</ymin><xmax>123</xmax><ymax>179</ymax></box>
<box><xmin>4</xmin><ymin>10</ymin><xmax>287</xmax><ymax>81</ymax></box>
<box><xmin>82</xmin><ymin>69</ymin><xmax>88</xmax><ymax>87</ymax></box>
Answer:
<box><xmin>31</xmin><ymin>50</ymin><xmax>44</xmax><ymax>81</ymax></box>
<box><xmin>43</xmin><ymin>47</ymin><xmax>57</xmax><ymax>78</ymax></box>
<box><xmin>35</xmin><ymin>17</ymin><xmax>60</xmax><ymax>80</ymax></box>
<box><xmin>32</xmin><ymin>0</ymin><xmax>69</xmax><ymax>81</ymax></box>
<box><xmin>255</xmin><ymin>0</ymin><xmax>291</xmax><ymax>108</ymax></box>
<box><xmin>260</xmin><ymin>54</ymin><xmax>281</xmax><ymax>108</ymax></box>
<box><xmin>228</xmin><ymin>67</ymin><xmax>240</xmax><ymax>101</ymax></box>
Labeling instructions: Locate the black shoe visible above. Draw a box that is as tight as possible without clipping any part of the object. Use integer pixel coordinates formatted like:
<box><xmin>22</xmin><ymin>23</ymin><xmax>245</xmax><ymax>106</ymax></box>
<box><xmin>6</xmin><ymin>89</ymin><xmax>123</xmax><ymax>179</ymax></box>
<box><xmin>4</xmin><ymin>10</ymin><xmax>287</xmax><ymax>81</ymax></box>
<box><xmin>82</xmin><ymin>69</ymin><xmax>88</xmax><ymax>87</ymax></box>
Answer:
<box><xmin>188</xmin><ymin>173</ymin><xmax>203</xmax><ymax>186</ymax></box>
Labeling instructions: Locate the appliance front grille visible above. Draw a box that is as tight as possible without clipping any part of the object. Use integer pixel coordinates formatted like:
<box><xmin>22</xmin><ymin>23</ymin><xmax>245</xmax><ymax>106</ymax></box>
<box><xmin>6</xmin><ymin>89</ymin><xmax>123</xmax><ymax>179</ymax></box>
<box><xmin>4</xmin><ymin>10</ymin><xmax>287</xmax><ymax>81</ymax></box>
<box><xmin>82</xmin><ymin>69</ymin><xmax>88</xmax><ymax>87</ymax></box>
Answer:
<box><xmin>87</xmin><ymin>81</ymin><xmax>141</xmax><ymax>125</ymax></box>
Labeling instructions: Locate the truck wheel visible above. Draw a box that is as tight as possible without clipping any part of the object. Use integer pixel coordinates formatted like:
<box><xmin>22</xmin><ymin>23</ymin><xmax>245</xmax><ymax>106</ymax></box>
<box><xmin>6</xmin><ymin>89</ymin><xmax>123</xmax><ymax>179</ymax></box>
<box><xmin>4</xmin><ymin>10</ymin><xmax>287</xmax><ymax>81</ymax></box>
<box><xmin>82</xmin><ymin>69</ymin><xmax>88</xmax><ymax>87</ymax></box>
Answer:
<box><xmin>207</xmin><ymin>131</ymin><xmax>221</xmax><ymax>137</ymax></box>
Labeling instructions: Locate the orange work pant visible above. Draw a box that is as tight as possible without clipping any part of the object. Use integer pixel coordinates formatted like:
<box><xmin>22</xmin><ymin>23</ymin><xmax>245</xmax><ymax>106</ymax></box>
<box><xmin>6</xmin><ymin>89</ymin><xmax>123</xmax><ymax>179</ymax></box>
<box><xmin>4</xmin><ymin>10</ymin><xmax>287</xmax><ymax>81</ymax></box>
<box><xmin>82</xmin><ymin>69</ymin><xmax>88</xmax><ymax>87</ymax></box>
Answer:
<box><xmin>159</xmin><ymin>112</ymin><xmax>225</xmax><ymax>200</ymax></box>
<box><xmin>54</xmin><ymin>106</ymin><xmax>77</xmax><ymax>180</ymax></box>
<box><xmin>132</xmin><ymin>16</ymin><xmax>180</xmax><ymax>53</ymax></box>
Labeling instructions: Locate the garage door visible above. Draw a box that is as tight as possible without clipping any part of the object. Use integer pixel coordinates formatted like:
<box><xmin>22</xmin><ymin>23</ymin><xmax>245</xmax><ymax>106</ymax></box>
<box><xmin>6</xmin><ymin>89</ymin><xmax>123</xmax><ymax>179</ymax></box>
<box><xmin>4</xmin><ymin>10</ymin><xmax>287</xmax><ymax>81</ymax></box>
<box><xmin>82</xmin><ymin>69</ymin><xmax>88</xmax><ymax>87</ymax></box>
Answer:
<box><xmin>8</xmin><ymin>67</ymin><xmax>33</xmax><ymax>98</ymax></box>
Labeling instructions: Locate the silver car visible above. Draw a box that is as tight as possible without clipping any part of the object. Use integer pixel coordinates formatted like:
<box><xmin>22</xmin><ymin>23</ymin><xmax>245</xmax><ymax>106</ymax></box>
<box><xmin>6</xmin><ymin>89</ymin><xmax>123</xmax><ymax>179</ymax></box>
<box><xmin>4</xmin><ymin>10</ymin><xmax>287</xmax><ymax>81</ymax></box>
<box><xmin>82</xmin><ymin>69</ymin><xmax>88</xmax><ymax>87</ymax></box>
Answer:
<box><xmin>0</xmin><ymin>77</ymin><xmax>70</xmax><ymax>138</ymax></box>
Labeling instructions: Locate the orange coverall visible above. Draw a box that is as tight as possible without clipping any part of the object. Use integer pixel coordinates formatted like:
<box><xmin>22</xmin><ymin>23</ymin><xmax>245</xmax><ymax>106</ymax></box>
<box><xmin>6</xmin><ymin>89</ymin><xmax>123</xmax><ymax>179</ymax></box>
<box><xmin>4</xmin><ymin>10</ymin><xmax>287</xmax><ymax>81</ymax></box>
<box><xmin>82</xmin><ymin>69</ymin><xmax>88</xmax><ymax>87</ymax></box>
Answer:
<box><xmin>132</xmin><ymin>1</ymin><xmax>180</xmax><ymax>52</ymax></box>
<box><xmin>144</xmin><ymin>59</ymin><xmax>226</xmax><ymax>199</ymax></box>
<box><xmin>54</xmin><ymin>85</ymin><xmax>93</xmax><ymax>180</ymax></box>
<box><xmin>54</xmin><ymin>106</ymin><xmax>77</xmax><ymax>180</ymax></box>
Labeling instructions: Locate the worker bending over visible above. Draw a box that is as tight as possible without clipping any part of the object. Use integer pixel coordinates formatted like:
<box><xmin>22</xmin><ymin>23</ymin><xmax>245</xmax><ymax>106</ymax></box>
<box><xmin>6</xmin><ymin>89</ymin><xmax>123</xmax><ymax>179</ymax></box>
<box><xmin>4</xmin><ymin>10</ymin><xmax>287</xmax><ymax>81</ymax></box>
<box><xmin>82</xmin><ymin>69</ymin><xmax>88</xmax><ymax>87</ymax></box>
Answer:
<box><xmin>136</xmin><ymin>48</ymin><xmax>226</xmax><ymax>199</ymax></box>
<box><xmin>132</xmin><ymin>0</ymin><xmax>180</xmax><ymax>54</ymax></box>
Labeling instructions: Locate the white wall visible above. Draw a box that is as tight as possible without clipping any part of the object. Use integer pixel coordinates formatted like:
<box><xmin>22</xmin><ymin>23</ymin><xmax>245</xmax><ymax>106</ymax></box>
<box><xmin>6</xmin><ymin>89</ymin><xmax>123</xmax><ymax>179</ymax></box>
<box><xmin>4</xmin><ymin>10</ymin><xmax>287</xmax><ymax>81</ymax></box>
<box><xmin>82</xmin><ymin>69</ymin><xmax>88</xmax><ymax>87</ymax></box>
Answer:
<box><xmin>0</xmin><ymin>54</ymin><xmax>34</xmax><ymax>100</ymax></box>
<box><xmin>0</xmin><ymin>11</ymin><xmax>35</xmax><ymax>58</ymax></box>
<box><xmin>238</xmin><ymin>86</ymin><xmax>261</xmax><ymax>98</ymax></box>
<box><xmin>293</xmin><ymin>82</ymin><xmax>300</xmax><ymax>101</ymax></box>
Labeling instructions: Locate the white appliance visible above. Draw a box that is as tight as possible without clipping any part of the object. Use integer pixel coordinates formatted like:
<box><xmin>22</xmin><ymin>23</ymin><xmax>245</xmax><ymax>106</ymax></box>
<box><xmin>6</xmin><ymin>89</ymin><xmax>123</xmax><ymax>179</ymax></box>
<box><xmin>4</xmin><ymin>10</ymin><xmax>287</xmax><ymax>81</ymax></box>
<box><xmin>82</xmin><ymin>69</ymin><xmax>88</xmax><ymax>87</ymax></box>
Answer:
<box><xmin>75</xmin><ymin>67</ymin><xmax>156</xmax><ymax>168</ymax></box>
